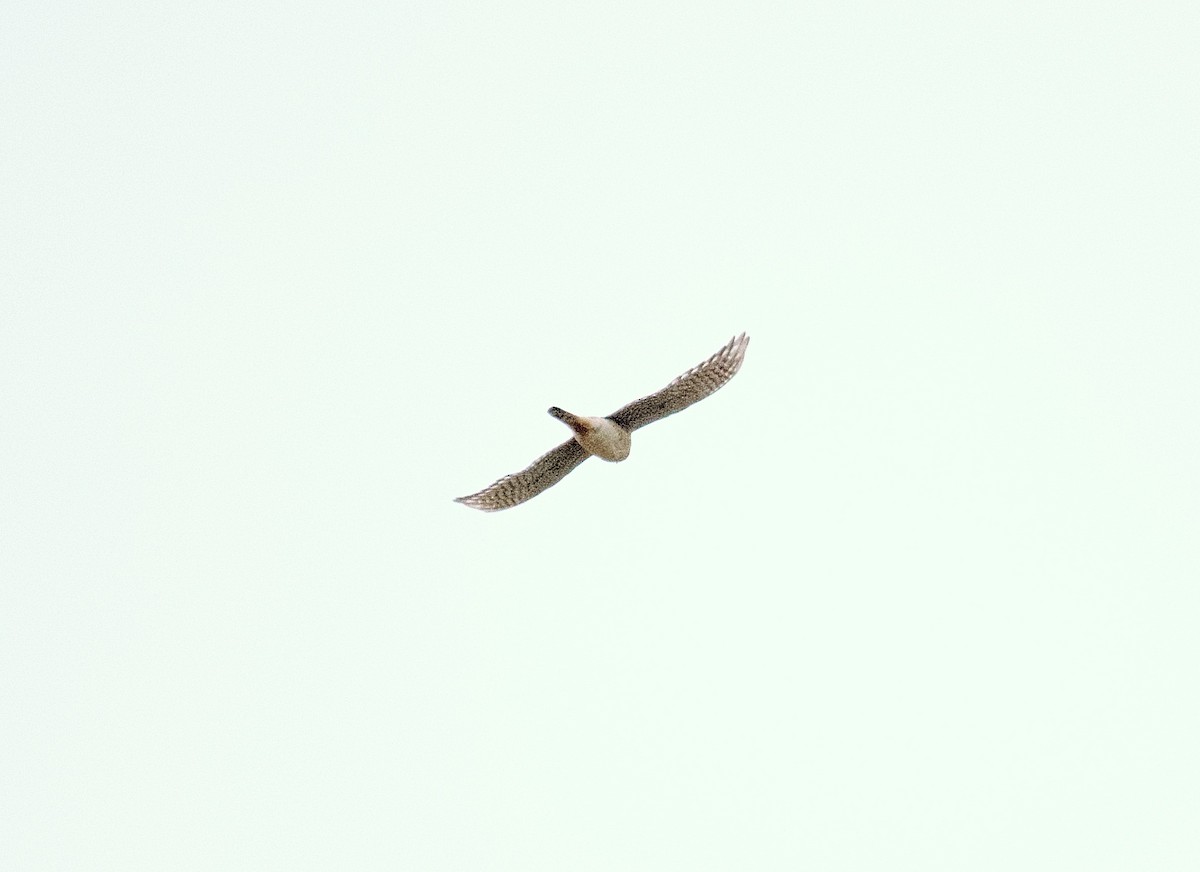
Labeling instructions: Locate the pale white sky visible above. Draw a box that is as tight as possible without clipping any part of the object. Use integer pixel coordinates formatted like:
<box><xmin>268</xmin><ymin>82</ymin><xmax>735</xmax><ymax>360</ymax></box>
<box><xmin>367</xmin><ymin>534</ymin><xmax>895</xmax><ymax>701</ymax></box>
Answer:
<box><xmin>3</xmin><ymin>1</ymin><xmax>1198</xmax><ymax>869</ymax></box>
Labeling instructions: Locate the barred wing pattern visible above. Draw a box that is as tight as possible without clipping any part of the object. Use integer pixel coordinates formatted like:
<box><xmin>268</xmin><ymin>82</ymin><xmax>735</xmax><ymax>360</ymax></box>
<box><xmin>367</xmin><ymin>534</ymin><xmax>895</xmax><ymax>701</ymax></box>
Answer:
<box><xmin>607</xmin><ymin>332</ymin><xmax>749</xmax><ymax>432</ymax></box>
<box><xmin>453</xmin><ymin>438</ymin><xmax>588</xmax><ymax>512</ymax></box>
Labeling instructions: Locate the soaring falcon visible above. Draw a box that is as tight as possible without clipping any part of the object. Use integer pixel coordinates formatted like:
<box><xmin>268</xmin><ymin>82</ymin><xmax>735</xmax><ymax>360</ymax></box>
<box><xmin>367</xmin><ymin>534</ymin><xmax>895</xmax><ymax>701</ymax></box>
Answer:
<box><xmin>455</xmin><ymin>333</ymin><xmax>749</xmax><ymax>512</ymax></box>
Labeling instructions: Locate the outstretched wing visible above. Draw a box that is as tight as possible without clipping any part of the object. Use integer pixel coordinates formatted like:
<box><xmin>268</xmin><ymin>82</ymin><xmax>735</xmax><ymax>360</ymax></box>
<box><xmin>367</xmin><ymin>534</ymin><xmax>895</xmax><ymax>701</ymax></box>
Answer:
<box><xmin>607</xmin><ymin>333</ymin><xmax>749</xmax><ymax>432</ymax></box>
<box><xmin>454</xmin><ymin>438</ymin><xmax>589</xmax><ymax>512</ymax></box>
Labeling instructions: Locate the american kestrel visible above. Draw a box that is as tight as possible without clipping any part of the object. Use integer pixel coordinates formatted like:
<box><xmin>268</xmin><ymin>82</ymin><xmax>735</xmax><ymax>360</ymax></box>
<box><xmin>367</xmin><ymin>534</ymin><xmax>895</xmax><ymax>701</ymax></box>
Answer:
<box><xmin>455</xmin><ymin>332</ymin><xmax>749</xmax><ymax>511</ymax></box>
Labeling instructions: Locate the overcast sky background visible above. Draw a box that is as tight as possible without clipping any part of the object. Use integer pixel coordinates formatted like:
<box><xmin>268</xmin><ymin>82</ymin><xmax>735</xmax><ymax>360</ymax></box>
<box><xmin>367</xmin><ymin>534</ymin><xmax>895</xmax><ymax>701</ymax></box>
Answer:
<box><xmin>3</xmin><ymin>2</ymin><xmax>1198</xmax><ymax>869</ymax></box>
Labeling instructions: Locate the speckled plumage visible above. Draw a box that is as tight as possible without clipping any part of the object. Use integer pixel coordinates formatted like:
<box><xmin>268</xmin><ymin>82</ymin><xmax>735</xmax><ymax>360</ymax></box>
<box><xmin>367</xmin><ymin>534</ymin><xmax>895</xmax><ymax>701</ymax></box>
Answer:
<box><xmin>455</xmin><ymin>333</ymin><xmax>749</xmax><ymax>512</ymax></box>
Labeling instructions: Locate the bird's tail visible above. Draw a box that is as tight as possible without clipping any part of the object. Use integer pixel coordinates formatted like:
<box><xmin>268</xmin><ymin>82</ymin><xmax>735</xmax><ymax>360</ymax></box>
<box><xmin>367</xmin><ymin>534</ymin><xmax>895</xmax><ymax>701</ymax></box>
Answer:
<box><xmin>548</xmin><ymin>406</ymin><xmax>588</xmax><ymax>434</ymax></box>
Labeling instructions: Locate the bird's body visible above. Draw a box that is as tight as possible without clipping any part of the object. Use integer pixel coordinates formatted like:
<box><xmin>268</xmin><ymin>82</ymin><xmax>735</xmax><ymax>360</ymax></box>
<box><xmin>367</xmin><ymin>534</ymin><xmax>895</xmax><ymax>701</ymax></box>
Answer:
<box><xmin>455</xmin><ymin>333</ymin><xmax>748</xmax><ymax>511</ymax></box>
<box><xmin>548</xmin><ymin>407</ymin><xmax>631</xmax><ymax>462</ymax></box>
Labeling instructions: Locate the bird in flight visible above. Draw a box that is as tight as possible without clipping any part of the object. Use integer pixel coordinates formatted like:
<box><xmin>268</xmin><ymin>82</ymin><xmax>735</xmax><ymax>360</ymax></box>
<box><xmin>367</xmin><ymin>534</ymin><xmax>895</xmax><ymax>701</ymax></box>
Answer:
<box><xmin>455</xmin><ymin>333</ymin><xmax>749</xmax><ymax>511</ymax></box>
